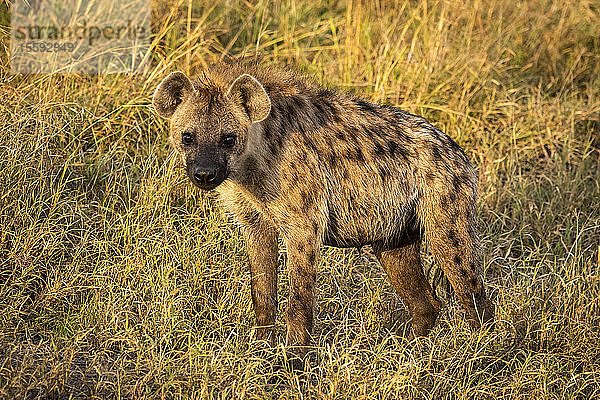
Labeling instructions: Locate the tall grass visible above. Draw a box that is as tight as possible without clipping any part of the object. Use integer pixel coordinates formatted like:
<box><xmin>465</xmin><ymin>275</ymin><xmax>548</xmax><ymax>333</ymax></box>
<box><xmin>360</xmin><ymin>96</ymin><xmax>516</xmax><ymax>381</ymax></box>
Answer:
<box><xmin>1</xmin><ymin>0</ymin><xmax>599</xmax><ymax>398</ymax></box>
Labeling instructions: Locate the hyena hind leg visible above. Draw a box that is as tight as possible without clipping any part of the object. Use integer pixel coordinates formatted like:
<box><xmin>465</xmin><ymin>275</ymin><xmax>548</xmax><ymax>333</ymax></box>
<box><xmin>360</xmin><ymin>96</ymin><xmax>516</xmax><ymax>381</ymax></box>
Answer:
<box><xmin>374</xmin><ymin>240</ymin><xmax>443</xmax><ymax>337</ymax></box>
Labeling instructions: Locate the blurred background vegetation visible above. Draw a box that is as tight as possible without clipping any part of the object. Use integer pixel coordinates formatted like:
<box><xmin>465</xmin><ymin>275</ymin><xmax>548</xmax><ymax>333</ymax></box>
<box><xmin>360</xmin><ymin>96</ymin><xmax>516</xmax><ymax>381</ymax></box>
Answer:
<box><xmin>0</xmin><ymin>0</ymin><xmax>599</xmax><ymax>398</ymax></box>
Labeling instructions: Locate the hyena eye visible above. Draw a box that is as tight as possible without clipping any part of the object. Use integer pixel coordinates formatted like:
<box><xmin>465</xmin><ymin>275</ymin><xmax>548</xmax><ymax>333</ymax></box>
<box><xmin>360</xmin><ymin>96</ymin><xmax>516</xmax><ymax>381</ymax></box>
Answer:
<box><xmin>181</xmin><ymin>132</ymin><xmax>194</xmax><ymax>146</ymax></box>
<box><xmin>221</xmin><ymin>134</ymin><xmax>236</xmax><ymax>148</ymax></box>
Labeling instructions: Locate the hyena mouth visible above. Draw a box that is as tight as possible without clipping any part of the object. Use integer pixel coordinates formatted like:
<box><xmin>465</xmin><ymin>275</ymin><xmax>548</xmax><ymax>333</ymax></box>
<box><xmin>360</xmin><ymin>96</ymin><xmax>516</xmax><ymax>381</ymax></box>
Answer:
<box><xmin>191</xmin><ymin>179</ymin><xmax>223</xmax><ymax>191</ymax></box>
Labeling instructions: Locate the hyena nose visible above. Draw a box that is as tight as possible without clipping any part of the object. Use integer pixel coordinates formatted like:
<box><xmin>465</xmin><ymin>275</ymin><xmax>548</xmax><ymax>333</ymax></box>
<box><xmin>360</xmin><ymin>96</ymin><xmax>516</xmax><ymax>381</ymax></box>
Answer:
<box><xmin>194</xmin><ymin>166</ymin><xmax>217</xmax><ymax>185</ymax></box>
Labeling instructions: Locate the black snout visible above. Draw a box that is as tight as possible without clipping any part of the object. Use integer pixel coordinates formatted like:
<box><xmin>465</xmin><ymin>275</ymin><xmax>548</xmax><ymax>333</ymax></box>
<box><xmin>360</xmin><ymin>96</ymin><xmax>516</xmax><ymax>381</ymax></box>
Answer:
<box><xmin>194</xmin><ymin>166</ymin><xmax>218</xmax><ymax>185</ymax></box>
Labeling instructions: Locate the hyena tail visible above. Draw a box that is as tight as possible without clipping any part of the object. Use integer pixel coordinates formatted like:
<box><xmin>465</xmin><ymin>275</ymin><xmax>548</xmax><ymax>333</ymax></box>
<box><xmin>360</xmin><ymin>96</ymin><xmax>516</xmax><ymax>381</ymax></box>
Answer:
<box><xmin>416</xmin><ymin>176</ymin><xmax>495</xmax><ymax>328</ymax></box>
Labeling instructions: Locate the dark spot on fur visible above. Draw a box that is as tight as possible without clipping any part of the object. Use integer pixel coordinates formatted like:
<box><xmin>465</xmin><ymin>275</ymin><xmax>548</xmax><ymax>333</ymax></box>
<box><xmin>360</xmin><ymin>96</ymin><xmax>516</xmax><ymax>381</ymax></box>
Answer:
<box><xmin>431</xmin><ymin>145</ymin><xmax>443</xmax><ymax>162</ymax></box>
<box><xmin>269</xmin><ymin>103</ymin><xmax>279</xmax><ymax>118</ymax></box>
<box><xmin>341</xmin><ymin>168</ymin><xmax>349</xmax><ymax>181</ymax></box>
<box><xmin>452</xmin><ymin>174</ymin><xmax>467</xmax><ymax>192</ymax></box>
<box><xmin>394</xmin><ymin>143</ymin><xmax>410</xmax><ymax>160</ymax></box>
<box><xmin>355</xmin><ymin>147</ymin><xmax>365</xmax><ymax>162</ymax></box>
<box><xmin>448</xmin><ymin>230</ymin><xmax>460</xmax><ymax>248</ymax></box>
<box><xmin>308</xmin><ymin>252</ymin><xmax>316</xmax><ymax>265</ymax></box>
<box><xmin>426</xmin><ymin>171</ymin><xmax>436</xmax><ymax>183</ymax></box>
<box><xmin>440</xmin><ymin>195</ymin><xmax>449</xmax><ymax>208</ymax></box>
<box><xmin>241</xmin><ymin>210</ymin><xmax>261</xmax><ymax>226</ymax></box>
<box><xmin>449</xmin><ymin>190</ymin><xmax>457</xmax><ymax>203</ymax></box>
<box><xmin>347</xmin><ymin>129</ymin><xmax>360</xmax><ymax>146</ymax></box>
<box><xmin>326</xmin><ymin>139</ymin><xmax>336</xmax><ymax>153</ymax></box>
<box><xmin>378</xmin><ymin>165</ymin><xmax>389</xmax><ymax>181</ymax></box>
<box><xmin>282</xmin><ymin>98</ymin><xmax>297</xmax><ymax>122</ymax></box>
<box><xmin>374</xmin><ymin>142</ymin><xmax>386</xmax><ymax>157</ymax></box>
<box><xmin>312</xmin><ymin>96</ymin><xmax>335</xmax><ymax>127</ymax></box>
<box><xmin>328</xmin><ymin>153</ymin><xmax>337</xmax><ymax>168</ymax></box>
<box><xmin>312</xmin><ymin>105</ymin><xmax>327</xmax><ymax>126</ymax></box>
<box><xmin>449</xmin><ymin>214</ymin><xmax>457</xmax><ymax>227</ymax></box>
<box><xmin>244</xmin><ymin>155</ymin><xmax>258</xmax><ymax>173</ymax></box>
<box><xmin>272</xmin><ymin>134</ymin><xmax>285</xmax><ymax>153</ymax></box>
<box><xmin>316</xmin><ymin>90</ymin><xmax>336</xmax><ymax>116</ymax></box>
<box><xmin>356</xmin><ymin>99</ymin><xmax>378</xmax><ymax>114</ymax></box>
<box><xmin>454</xmin><ymin>255</ymin><xmax>462</xmax><ymax>266</ymax></box>
<box><xmin>262</xmin><ymin>124</ymin><xmax>272</xmax><ymax>139</ymax></box>
<box><xmin>305</xmin><ymin>138</ymin><xmax>319</xmax><ymax>153</ymax></box>
<box><xmin>300</xmin><ymin>191</ymin><xmax>311</xmax><ymax>212</ymax></box>
<box><xmin>291</xmin><ymin>96</ymin><xmax>306</xmax><ymax>111</ymax></box>
<box><xmin>448</xmin><ymin>229</ymin><xmax>456</xmax><ymax>241</ymax></box>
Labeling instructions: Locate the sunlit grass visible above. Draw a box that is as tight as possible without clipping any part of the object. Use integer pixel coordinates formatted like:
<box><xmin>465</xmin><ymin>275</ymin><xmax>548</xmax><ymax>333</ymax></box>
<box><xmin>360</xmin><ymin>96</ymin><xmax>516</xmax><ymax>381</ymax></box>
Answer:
<box><xmin>0</xmin><ymin>0</ymin><xmax>599</xmax><ymax>398</ymax></box>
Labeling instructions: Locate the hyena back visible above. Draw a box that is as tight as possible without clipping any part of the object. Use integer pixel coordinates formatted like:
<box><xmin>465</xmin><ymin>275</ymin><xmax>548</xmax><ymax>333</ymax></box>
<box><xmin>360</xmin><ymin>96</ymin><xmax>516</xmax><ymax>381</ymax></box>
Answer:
<box><xmin>153</xmin><ymin>60</ymin><xmax>495</xmax><ymax>352</ymax></box>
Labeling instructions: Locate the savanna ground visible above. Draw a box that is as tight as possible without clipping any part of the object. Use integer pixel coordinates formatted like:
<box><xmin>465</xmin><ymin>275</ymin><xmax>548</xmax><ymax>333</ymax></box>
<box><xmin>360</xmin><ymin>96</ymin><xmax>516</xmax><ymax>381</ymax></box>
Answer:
<box><xmin>1</xmin><ymin>0</ymin><xmax>599</xmax><ymax>398</ymax></box>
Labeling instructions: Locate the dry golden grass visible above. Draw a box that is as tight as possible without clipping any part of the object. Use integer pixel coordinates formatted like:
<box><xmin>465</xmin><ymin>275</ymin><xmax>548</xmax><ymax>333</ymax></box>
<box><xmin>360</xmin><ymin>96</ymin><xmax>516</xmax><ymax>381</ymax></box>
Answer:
<box><xmin>0</xmin><ymin>0</ymin><xmax>599</xmax><ymax>398</ymax></box>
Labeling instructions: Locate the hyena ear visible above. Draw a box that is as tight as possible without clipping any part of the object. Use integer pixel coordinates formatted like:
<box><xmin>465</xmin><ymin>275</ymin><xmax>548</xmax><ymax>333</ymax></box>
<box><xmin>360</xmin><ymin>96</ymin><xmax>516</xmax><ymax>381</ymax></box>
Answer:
<box><xmin>153</xmin><ymin>71</ymin><xmax>194</xmax><ymax>118</ymax></box>
<box><xmin>227</xmin><ymin>74</ymin><xmax>271</xmax><ymax>123</ymax></box>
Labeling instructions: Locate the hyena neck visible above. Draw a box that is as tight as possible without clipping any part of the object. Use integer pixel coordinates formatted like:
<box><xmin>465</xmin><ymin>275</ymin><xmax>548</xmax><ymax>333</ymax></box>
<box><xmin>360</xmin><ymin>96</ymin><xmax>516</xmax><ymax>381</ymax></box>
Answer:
<box><xmin>230</xmin><ymin>90</ymin><xmax>339</xmax><ymax>202</ymax></box>
<box><xmin>230</xmin><ymin>121</ymin><xmax>282</xmax><ymax>202</ymax></box>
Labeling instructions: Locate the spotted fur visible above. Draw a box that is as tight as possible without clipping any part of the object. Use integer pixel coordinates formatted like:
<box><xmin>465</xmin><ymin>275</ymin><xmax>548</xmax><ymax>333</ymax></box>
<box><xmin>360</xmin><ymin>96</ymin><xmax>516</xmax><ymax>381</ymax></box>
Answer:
<box><xmin>153</xmin><ymin>59</ymin><xmax>495</xmax><ymax>355</ymax></box>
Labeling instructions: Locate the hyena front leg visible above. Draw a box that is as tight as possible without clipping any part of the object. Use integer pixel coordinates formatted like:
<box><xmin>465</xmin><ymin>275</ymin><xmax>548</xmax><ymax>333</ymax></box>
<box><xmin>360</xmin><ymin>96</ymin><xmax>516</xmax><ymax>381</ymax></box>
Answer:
<box><xmin>283</xmin><ymin>221</ymin><xmax>322</xmax><ymax>355</ymax></box>
<box><xmin>374</xmin><ymin>240</ymin><xmax>442</xmax><ymax>337</ymax></box>
<box><xmin>419</xmin><ymin>187</ymin><xmax>495</xmax><ymax>328</ymax></box>
<box><xmin>238</xmin><ymin>210</ymin><xmax>279</xmax><ymax>346</ymax></box>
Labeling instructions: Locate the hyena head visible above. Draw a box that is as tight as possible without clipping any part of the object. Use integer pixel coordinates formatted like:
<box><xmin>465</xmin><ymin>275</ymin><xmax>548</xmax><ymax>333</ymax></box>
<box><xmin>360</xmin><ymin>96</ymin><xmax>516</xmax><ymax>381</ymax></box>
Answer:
<box><xmin>153</xmin><ymin>71</ymin><xmax>271</xmax><ymax>190</ymax></box>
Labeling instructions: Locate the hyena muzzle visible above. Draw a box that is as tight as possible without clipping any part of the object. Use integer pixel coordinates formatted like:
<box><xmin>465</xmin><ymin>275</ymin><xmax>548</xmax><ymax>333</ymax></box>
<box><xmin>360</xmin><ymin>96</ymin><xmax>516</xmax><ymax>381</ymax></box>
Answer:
<box><xmin>152</xmin><ymin>61</ymin><xmax>495</xmax><ymax>357</ymax></box>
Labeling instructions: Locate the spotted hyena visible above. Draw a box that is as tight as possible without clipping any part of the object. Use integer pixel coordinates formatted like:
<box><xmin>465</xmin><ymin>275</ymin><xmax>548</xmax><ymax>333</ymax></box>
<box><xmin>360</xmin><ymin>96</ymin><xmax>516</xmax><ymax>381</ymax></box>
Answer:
<box><xmin>153</xmin><ymin>59</ymin><xmax>495</xmax><ymax>354</ymax></box>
